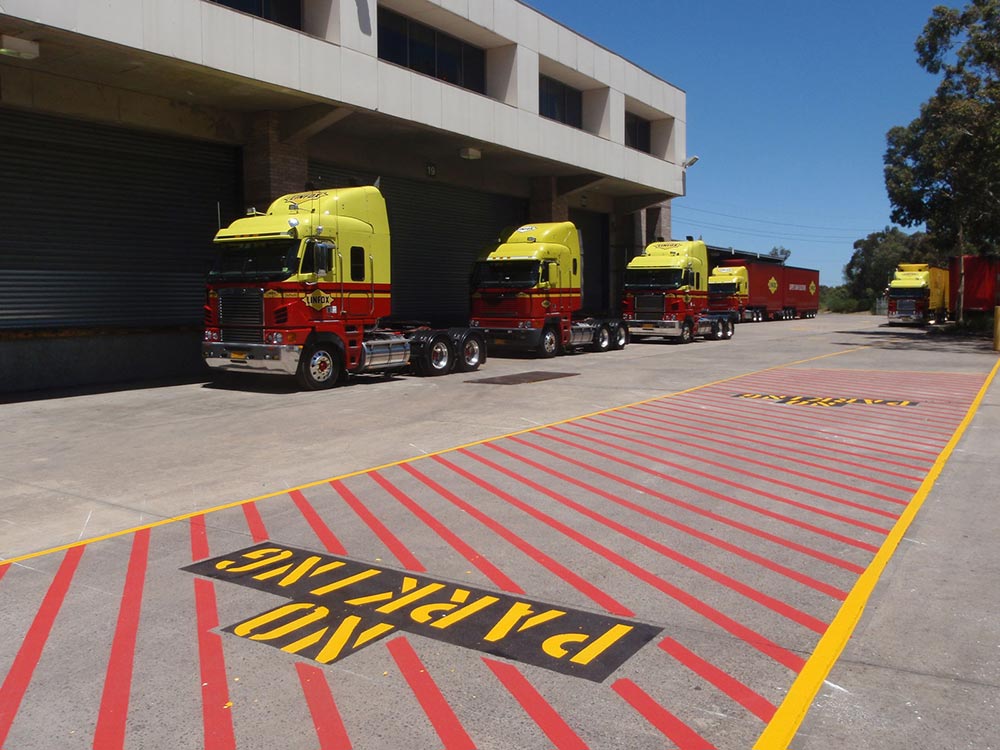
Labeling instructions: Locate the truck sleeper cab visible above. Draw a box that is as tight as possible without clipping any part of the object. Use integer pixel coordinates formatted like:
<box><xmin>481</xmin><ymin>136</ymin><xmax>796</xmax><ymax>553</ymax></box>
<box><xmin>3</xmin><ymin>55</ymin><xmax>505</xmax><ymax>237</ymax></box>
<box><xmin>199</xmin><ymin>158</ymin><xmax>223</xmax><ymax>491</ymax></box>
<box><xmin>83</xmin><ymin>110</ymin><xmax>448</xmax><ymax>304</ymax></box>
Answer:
<box><xmin>623</xmin><ymin>240</ymin><xmax>733</xmax><ymax>343</ymax></box>
<box><xmin>469</xmin><ymin>222</ymin><xmax>627</xmax><ymax>357</ymax></box>
<box><xmin>202</xmin><ymin>186</ymin><xmax>485</xmax><ymax>389</ymax></box>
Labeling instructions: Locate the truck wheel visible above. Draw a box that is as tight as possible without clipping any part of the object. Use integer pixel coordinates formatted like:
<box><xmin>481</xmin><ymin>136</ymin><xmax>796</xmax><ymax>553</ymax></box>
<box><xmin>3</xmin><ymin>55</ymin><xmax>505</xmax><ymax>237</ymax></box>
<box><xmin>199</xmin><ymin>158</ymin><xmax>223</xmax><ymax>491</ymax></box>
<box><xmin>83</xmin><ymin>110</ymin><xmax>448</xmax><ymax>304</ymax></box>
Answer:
<box><xmin>538</xmin><ymin>326</ymin><xmax>560</xmax><ymax>358</ymax></box>
<box><xmin>423</xmin><ymin>334</ymin><xmax>454</xmax><ymax>376</ymax></box>
<box><xmin>456</xmin><ymin>333</ymin><xmax>484</xmax><ymax>372</ymax></box>
<box><xmin>611</xmin><ymin>324</ymin><xmax>628</xmax><ymax>349</ymax></box>
<box><xmin>712</xmin><ymin>321</ymin><xmax>725</xmax><ymax>340</ymax></box>
<box><xmin>679</xmin><ymin>320</ymin><xmax>694</xmax><ymax>344</ymax></box>
<box><xmin>298</xmin><ymin>344</ymin><xmax>342</xmax><ymax>390</ymax></box>
<box><xmin>591</xmin><ymin>324</ymin><xmax>612</xmax><ymax>352</ymax></box>
<box><xmin>724</xmin><ymin>320</ymin><xmax>734</xmax><ymax>339</ymax></box>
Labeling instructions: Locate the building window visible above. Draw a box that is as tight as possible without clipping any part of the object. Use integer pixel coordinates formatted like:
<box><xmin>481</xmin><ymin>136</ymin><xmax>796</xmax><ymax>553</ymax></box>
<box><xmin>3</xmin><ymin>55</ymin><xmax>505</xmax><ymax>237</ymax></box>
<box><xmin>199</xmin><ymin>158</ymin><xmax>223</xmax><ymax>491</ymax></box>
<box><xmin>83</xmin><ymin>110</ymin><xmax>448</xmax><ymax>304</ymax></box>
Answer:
<box><xmin>625</xmin><ymin>112</ymin><xmax>651</xmax><ymax>153</ymax></box>
<box><xmin>377</xmin><ymin>7</ymin><xmax>487</xmax><ymax>94</ymax></box>
<box><xmin>539</xmin><ymin>75</ymin><xmax>583</xmax><ymax>129</ymax></box>
<box><xmin>211</xmin><ymin>0</ymin><xmax>302</xmax><ymax>30</ymax></box>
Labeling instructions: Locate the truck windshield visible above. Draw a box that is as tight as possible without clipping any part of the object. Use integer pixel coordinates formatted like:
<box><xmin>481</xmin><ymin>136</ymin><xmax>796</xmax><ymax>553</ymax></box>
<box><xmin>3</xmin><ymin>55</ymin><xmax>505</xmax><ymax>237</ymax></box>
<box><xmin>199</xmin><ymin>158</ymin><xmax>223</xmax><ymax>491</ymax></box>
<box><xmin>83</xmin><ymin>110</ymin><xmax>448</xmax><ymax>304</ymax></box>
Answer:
<box><xmin>888</xmin><ymin>287</ymin><xmax>928</xmax><ymax>299</ymax></box>
<box><xmin>471</xmin><ymin>260</ymin><xmax>540</xmax><ymax>290</ymax></box>
<box><xmin>208</xmin><ymin>240</ymin><xmax>300</xmax><ymax>283</ymax></box>
<box><xmin>624</xmin><ymin>268</ymin><xmax>684</xmax><ymax>290</ymax></box>
<box><xmin>709</xmin><ymin>282</ymin><xmax>740</xmax><ymax>295</ymax></box>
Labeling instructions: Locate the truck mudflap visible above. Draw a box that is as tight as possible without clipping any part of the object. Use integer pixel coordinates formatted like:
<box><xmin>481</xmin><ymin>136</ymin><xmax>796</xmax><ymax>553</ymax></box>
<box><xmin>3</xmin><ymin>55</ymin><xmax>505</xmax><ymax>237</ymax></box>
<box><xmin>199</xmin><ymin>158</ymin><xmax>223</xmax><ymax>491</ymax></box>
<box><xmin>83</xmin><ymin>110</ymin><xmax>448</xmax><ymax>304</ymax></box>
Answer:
<box><xmin>202</xmin><ymin>342</ymin><xmax>302</xmax><ymax>376</ymax></box>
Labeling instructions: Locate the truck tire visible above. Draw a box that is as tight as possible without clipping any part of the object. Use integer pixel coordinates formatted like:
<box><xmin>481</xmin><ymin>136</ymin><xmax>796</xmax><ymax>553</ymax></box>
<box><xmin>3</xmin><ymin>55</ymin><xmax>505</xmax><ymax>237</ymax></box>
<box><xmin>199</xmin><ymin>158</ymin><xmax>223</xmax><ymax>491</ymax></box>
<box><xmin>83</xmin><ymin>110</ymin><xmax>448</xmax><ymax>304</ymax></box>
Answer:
<box><xmin>711</xmin><ymin>321</ymin><xmax>725</xmax><ymax>340</ymax></box>
<box><xmin>538</xmin><ymin>326</ymin><xmax>560</xmax><ymax>358</ymax></box>
<box><xmin>679</xmin><ymin>319</ymin><xmax>694</xmax><ymax>344</ymax></box>
<box><xmin>456</xmin><ymin>333</ymin><xmax>485</xmax><ymax>372</ymax></box>
<box><xmin>724</xmin><ymin>320</ymin><xmax>734</xmax><ymax>339</ymax></box>
<box><xmin>611</xmin><ymin>323</ymin><xmax>628</xmax><ymax>350</ymax></box>
<box><xmin>591</xmin><ymin>324</ymin><xmax>612</xmax><ymax>352</ymax></box>
<box><xmin>298</xmin><ymin>344</ymin><xmax>342</xmax><ymax>390</ymax></box>
<box><xmin>421</xmin><ymin>334</ymin><xmax>454</xmax><ymax>376</ymax></box>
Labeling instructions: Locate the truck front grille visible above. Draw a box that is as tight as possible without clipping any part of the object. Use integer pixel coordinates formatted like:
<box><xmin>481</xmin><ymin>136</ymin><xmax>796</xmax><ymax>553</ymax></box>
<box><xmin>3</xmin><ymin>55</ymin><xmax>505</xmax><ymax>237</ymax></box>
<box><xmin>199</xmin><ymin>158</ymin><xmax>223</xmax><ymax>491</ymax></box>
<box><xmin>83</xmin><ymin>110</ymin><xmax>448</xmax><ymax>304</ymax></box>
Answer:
<box><xmin>635</xmin><ymin>295</ymin><xmax>665</xmax><ymax>315</ymax></box>
<box><xmin>219</xmin><ymin>288</ymin><xmax>264</xmax><ymax>344</ymax></box>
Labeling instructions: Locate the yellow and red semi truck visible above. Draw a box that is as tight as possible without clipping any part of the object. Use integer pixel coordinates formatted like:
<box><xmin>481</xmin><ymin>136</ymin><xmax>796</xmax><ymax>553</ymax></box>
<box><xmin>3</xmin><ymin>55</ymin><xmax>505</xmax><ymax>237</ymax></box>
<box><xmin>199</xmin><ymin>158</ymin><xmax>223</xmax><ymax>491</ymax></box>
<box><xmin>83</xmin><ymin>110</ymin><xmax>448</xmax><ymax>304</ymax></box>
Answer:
<box><xmin>621</xmin><ymin>239</ymin><xmax>734</xmax><ymax>342</ymax></box>
<box><xmin>202</xmin><ymin>186</ymin><xmax>486</xmax><ymax>389</ymax></box>
<box><xmin>887</xmin><ymin>263</ymin><xmax>949</xmax><ymax>325</ymax></box>
<box><xmin>709</xmin><ymin>258</ymin><xmax>819</xmax><ymax>322</ymax></box>
<box><xmin>469</xmin><ymin>222</ymin><xmax>628</xmax><ymax>357</ymax></box>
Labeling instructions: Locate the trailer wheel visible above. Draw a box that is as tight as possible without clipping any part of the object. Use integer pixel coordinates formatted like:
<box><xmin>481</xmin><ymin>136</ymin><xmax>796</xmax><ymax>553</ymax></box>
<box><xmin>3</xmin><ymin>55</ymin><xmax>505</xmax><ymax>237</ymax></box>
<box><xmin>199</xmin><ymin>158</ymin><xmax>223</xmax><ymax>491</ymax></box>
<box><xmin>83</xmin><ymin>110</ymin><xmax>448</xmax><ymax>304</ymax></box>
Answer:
<box><xmin>538</xmin><ymin>326</ymin><xmax>560</xmax><ymax>358</ymax></box>
<box><xmin>422</xmin><ymin>334</ymin><xmax>454</xmax><ymax>376</ymax></box>
<box><xmin>456</xmin><ymin>333</ymin><xmax>484</xmax><ymax>372</ymax></box>
<box><xmin>591</xmin><ymin>324</ymin><xmax>612</xmax><ymax>352</ymax></box>
<box><xmin>611</xmin><ymin>324</ymin><xmax>628</xmax><ymax>350</ymax></box>
<box><xmin>298</xmin><ymin>344</ymin><xmax>342</xmax><ymax>390</ymax></box>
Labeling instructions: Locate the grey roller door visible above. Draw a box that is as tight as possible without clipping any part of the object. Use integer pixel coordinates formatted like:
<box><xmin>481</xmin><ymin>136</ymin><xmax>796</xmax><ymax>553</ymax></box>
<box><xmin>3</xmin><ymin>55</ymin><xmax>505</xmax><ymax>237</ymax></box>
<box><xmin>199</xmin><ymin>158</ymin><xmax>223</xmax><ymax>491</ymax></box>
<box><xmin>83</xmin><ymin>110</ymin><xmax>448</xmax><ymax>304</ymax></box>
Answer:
<box><xmin>0</xmin><ymin>109</ymin><xmax>241</xmax><ymax>329</ymax></box>
<box><xmin>310</xmin><ymin>162</ymin><xmax>526</xmax><ymax>326</ymax></box>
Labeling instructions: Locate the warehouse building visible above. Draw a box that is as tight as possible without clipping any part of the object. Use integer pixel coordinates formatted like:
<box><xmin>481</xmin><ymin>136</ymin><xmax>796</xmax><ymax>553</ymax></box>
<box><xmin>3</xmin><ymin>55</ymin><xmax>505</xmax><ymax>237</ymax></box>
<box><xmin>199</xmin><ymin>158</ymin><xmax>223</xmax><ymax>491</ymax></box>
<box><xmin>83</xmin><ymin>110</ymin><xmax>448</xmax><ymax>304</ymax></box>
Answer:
<box><xmin>0</xmin><ymin>0</ymin><xmax>687</xmax><ymax>394</ymax></box>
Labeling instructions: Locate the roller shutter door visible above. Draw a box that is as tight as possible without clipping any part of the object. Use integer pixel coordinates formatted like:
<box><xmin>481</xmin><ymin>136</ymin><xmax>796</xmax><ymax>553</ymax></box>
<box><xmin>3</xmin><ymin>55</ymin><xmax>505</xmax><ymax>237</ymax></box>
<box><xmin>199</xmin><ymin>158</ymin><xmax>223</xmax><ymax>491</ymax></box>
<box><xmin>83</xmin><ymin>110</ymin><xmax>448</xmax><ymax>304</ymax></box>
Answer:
<box><xmin>310</xmin><ymin>161</ymin><xmax>527</xmax><ymax>326</ymax></box>
<box><xmin>0</xmin><ymin>109</ymin><xmax>241</xmax><ymax>329</ymax></box>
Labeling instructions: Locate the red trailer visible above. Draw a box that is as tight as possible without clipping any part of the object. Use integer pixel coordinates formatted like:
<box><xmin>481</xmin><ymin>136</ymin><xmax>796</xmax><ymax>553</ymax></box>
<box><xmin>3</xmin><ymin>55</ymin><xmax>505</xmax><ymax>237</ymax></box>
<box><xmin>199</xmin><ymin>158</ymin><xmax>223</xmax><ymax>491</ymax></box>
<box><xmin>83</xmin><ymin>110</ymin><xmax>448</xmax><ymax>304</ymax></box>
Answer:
<box><xmin>949</xmin><ymin>255</ymin><xmax>1000</xmax><ymax>316</ymax></box>
<box><xmin>718</xmin><ymin>259</ymin><xmax>818</xmax><ymax>321</ymax></box>
<box><xmin>783</xmin><ymin>265</ymin><xmax>820</xmax><ymax>319</ymax></box>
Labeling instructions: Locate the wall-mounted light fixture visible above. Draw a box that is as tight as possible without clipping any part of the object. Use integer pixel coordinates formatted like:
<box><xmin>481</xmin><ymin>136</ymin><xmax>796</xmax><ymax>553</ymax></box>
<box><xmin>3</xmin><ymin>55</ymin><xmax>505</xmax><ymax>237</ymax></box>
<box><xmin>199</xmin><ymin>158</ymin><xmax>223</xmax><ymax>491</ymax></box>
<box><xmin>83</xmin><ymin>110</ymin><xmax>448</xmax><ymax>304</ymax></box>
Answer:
<box><xmin>459</xmin><ymin>147</ymin><xmax>481</xmax><ymax>160</ymax></box>
<box><xmin>682</xmin><ymin>155</ymin><xmax>700</xmax><ymax>169</ymax></box>
<box><xmin>0</xmin><ymin>35</ymin><xmax>40</xmax><ymax>60</ymax></box>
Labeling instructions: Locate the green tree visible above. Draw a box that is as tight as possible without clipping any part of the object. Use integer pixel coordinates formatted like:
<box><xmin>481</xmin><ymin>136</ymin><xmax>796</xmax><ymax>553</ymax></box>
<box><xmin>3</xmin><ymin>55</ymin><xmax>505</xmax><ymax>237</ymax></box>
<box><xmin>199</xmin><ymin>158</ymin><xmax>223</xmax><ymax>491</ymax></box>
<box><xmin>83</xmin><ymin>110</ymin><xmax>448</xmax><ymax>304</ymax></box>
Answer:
<box><xmin>768</xmin><ymin>245</ymin><xmax>792</xmax><ymax>262</ymax></box>
<box><xmin>843</xmin><ymin>228</ymin><xmax>939</xmax><ymax>308</ymax></box>
<box><xmin>885</xmin><ymin>0</ymin><xmax>1000</xmax><ymax>318</ymax></box>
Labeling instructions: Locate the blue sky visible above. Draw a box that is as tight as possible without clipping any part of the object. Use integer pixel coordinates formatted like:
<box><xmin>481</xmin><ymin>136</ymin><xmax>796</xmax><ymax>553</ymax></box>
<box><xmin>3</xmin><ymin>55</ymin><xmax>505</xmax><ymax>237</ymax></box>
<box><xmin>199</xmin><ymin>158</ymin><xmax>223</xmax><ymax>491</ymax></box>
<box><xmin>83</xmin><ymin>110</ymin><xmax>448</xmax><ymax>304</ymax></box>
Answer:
<box><xmin>524</xmin><ymin>0</ymin><xmax>947</xmax><ymax>285</ymax></box>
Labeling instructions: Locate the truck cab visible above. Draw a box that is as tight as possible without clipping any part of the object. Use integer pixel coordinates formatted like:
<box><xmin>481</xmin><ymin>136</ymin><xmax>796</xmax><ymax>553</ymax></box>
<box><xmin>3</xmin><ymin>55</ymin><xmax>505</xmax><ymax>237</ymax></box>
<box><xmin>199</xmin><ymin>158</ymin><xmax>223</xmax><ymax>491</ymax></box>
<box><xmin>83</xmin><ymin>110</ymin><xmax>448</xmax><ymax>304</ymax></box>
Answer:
<box><xmin>470</xmin><ymin>223</ymin><xmax>626</xmax><ymax>356</ymax></box>
<box><xmin>622</xmin><ymin>239</ymin><xmax>732</xmax><ymax>342</ymax></box>
<box><xmin>887</xmin><ymin>263</ymin><xmax>949</xmax><ymax>325</ymax></box>
<box><xmin>708</xmin><ymin>265</ymin><xmax>749</xmax><ymax>323</ymax></box>
<box><xmin>202</xmin><ymin>186</ymin><xmax>484</xmax><ymax>389</ymax></box>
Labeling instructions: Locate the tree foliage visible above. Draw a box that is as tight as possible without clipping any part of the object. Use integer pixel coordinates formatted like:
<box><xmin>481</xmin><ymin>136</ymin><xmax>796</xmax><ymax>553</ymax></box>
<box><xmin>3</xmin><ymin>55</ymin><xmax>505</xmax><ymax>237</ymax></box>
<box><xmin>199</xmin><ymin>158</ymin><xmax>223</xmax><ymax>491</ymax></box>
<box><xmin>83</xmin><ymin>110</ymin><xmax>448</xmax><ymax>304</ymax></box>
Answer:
<box><xmin>768</xmin><ymin>246</ymin><xmax>792</xmax><ymax>261</ymax></box>
<box><xmin>884</xmin><ymin>0</ymin><xmax>1000</xmax><ymax>254</ymax></box>
<box><xmin>843</xmin><ymin>227</ymin><xmax>941</xmax><ymax>305</ymax></box>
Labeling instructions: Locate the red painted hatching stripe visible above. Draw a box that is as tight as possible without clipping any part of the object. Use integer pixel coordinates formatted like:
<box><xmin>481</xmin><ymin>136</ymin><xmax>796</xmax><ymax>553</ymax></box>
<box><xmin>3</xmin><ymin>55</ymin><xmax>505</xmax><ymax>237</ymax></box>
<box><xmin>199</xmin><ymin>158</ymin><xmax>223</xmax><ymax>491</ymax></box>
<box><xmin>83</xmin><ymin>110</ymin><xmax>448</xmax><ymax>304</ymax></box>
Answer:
<box><xmin>0</xmin><ymin>545</ymin><xmax>84</xmax><ymax>749</ymax></box>
<box><xmin>440</xmin><ymin>454</ymin><xmax>805</xmax><ymax>671</ymax></box>
<box><xmin>640</xmin><ymin>401</ymin><xmax>936</xmax><ymax>466</ymax></box>
<box><xmin>465</xmin><ymin>448</ymin><xmax>827</xmax><ymax>634</ymax></box>
<box><xmin>612</xmin><ymin>679</ymin><xmax>716</xmax><ymax>750</ymax></box>
<box><xmin>241</xmin><ymin>502</ymin><xmax>269</xmax><ymax>544</ymax></box>
<box><xmin>295</xmin><ymin>662</ymin><xmax>353</xmax><ymax>750</ymax></box>
<box><xmin>618</xmin><ymin>406</ymin><xmax>923</xmax><ymax>482</ymax></box>
<box><xmin>387</xmin><ymin>637</ymin><xmax>476</xmax><ymax>750</ymax></box>
<box><xmin>522</xmin><ymin>433</ymin><xmax>882</xmax><ymax>555</ymax></box>
<box><xmin>659</xmin><ymin>636</ymin><xmax>776</xmax><ymax>722</ymax></box>
<box><xmin>369</xmin><ymin>471</ymin><xmax>525</xmax><ymax>594</ymax></box>
<box><xmin>190</xmin><ymin>515</ymin><xmax>236</xmax><ymax>750</ymax></box>
<box><xmin>330</xmin><ymin>480</ymin><xmax>425</xmax><ymax>572</ymax></box>
<box><xmin>289</xmin><ymin>489</ymin><xmax>347</xmax><ymax>555</ymax></box>
<box><xmin>484</xmin><ymin>659</ymin><xmax>588</xmax><ymax>749</ymax></box>
<box><xmin>564</xmin><ymin>423</ymin><xmax>905</xmax><ymax>518</ymax></box>
<box><xmin>506</xmin><ymin>435</ymin><xmax>865</xmax><ymax>573</ymax></box>
<box><xmin>595</xmin><ymin>412</ymin><xmax>918</xmax><ymax>492</ymax></box>
<box><xmin>485</xmin><ymin>442</ymin><xmax>847</xmax><ymax>600</ymax></box>
<box><xmin>0</xmin><ymin>563</ymin><xmax>8</xmax><ymax>583</ymax></box>
<box><xmin>401</xmin><ymin>462</ymin><xmax>634</xmax><ymax>617</ymax></box>
<box><xmin>93</xmin><ymin>528</ymin><xmax>151</xmax><ymax>750</ymax></box>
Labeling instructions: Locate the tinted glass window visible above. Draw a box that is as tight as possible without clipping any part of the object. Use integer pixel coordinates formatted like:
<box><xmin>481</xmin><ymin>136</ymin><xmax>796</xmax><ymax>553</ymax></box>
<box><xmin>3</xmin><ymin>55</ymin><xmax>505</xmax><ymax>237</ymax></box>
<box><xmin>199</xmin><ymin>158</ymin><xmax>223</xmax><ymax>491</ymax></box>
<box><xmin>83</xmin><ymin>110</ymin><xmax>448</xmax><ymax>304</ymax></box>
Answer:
<box><xmin>539</xmin><ymin>75</ymin><xmax>582</xmax><ymax>129</ymax></box>
<box><xmin>377</xmin><ymin>8</ymin><xmax>408</xmax><ymax>66</ymax></box>
<box><xmin>463</xmin><ymin>46</ymin><xmax>485</xmax><ymax>93</ymax></box>
<box><xmin>625</xmin><ymin>112</ymin><xmax>651</xmax><ymax>152</ymax></box>
<box><xmin>350</xmin><ymin>246</ymin><xmax>366</xmax><ymax>282</ymax></box>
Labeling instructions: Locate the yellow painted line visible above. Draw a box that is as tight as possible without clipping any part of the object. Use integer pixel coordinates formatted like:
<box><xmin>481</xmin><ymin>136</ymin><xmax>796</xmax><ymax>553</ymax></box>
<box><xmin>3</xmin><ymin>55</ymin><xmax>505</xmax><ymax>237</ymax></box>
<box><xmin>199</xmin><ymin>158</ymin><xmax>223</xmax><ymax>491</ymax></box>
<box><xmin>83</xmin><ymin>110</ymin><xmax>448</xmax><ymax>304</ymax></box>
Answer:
<box><xmin>2</xmin><ymin>346</ymin><xmax>868</xmax><ymax>567</ymax></box>
<box><xmin>755</xmin><ymin>354</ymin><xmax>1000</xmax><ymax>750</ymax></box>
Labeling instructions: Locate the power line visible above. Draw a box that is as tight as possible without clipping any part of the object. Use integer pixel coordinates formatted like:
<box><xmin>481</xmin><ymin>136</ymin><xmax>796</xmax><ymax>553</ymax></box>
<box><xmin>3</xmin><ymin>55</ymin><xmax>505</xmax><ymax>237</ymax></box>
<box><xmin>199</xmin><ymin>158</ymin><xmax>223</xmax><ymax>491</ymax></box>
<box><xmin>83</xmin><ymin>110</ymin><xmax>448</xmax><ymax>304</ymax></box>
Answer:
<box><xmin>672</xmin><ymin>216</ymin><xmax>858</xmax><ymax>244</ymax></box>
<box><xmin>673</xmin><ymin>204</ymin><xmax>871</xmax><ymax>233</ymax></box>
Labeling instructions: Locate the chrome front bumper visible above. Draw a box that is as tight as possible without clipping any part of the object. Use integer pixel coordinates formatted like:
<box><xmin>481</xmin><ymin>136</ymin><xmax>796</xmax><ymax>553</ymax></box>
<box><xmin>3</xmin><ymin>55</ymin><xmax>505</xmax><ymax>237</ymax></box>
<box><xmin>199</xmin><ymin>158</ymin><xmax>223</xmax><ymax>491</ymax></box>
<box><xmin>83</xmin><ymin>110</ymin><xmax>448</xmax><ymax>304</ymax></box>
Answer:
<box><xmin>626</xmin><ymin>320</ymin><xmax>682</xmax><ymax>337</ymax></box>
<box><xmin>202</xmin><ymin>342</ymin><xmax>302</xmax><ymax>376</ymax></box>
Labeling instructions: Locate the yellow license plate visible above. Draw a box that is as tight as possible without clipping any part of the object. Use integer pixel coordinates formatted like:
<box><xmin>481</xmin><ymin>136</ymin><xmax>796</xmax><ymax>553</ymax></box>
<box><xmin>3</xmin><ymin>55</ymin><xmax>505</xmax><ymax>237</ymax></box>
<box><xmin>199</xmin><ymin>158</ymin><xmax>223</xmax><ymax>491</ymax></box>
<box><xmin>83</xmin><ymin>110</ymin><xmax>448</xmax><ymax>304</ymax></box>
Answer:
<box><xmin>230</xmin><ymin>351</ymin><xmax>248</xmax><ymax>361</ymax></box>
<box><xmin>642</xmin><ymin>323</ymin><xmax>655</xmax><ymax>329</ymax></box>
